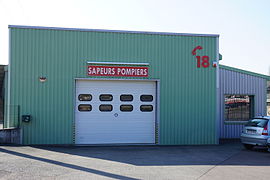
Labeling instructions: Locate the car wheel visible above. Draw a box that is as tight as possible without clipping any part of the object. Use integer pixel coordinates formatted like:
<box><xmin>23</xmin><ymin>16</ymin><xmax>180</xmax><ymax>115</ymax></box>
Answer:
<box><xmin>243</xmin><ymin>144</ymin><xmax>254</xmax><ymax>150</ymax></box>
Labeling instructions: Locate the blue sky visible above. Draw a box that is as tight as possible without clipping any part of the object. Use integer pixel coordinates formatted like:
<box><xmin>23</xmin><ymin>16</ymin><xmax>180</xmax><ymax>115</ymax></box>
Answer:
<box><xmin>0</xmin><ymin>0</ymin><xmax>269</xmax><ymax>75</ymax></box>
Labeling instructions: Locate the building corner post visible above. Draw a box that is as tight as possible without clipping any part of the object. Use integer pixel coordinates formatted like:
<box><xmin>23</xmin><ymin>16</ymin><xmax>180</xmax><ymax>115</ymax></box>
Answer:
<box><xmin>215</xmin><ymin>36</ymin><xmax>220</xmax><ymax>144</ymax></box>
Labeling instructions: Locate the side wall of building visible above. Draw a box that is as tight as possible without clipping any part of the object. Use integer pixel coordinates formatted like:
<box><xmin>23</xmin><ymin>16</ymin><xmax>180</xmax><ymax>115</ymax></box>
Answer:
<box><xmin>219</xmin><ymin>67</ymin><xmax>267</xmax><ymax>138</ymax></box>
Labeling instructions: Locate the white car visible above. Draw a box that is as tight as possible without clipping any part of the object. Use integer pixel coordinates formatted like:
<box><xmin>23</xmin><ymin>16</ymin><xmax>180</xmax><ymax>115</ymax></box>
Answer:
<box><xmin>240</xmin><ymin>116</ymin><xmax>270</xmax><ymax>150</ymax></box>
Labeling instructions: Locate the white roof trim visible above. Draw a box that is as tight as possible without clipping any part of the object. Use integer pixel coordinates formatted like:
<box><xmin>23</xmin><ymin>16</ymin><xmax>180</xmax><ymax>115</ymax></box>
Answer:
<box><xmin>87</xmin><ymin>61</ymin><xmax>150</xmax><ymax>66</ymax></box>
<box><xmin>8</xmin><ymin>25</ymin><xmax>219</xmax><ymax>37</ymax></box>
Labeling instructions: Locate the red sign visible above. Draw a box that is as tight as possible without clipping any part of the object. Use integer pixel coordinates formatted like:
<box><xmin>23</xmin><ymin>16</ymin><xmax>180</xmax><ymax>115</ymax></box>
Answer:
<box><xmin>192</xmin><ymin>46</ymin><xmax>203</xmax><ymax>55</ymax></box>
<box><xmin>192</xmin><ymin>46</ymin><xmax>211</xmax><ymax>68</ymax></box>
<box><xmin>88</xmin><ymin>65</ymin><xmax>149</xmax><ymax>77</ymax></box>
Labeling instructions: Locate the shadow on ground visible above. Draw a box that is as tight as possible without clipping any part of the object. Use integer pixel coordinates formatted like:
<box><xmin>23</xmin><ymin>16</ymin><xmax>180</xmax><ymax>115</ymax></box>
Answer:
<box><xmin>1</xmin><ymin>142</ymin><xmax>270</xmax><ymax>179</ymax></box>
<box><xmin>2</xmin><ymin>142</ymin><xmax>269</xmax><ymax>166</ymax></box>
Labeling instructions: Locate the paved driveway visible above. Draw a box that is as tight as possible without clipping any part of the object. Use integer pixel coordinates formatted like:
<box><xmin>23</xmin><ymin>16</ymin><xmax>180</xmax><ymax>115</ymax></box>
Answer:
<box><xmin>0</xmin><ymin>142</ymin><xmax>270</xmax><ymax>180</ymax></box>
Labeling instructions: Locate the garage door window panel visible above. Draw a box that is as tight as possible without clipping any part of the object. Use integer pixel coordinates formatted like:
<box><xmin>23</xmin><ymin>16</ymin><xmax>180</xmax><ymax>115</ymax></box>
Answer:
<box><xmin>78</xmin><ymin>104</ymin><xmax>92</xmax><ymax>111</ymax></box>
<box><xmin>78</xmin><ymin>94</ymin><xmax>92</xmax><ymax>101</ymax></box>
<box><xmin>140</xmin><ymin>105</ymin><xmax>153</xmax><ymax>112</ymax></box>
<box><xmin>140</xmin><ymin>95</ymin><xmax>153</xmax><ymax>102</ymax></box>
<box><xmin>120</xmin><ymin>105</ymin><xmax>133</xmax><ymax>112</ymax></box>
<box><xmin>99</xmin><ymin>104</ymin><xmax>113</xmax><ymax>112</ymax></box>
<box><xmin>100</xmin><ymin>94</ymin><xmax>113</xmax><ymax>101</ymax></box>
<box><xmin>120</xmin><ymin>94</ymin><xmax>133</xmax><ymax>102</ymax></box>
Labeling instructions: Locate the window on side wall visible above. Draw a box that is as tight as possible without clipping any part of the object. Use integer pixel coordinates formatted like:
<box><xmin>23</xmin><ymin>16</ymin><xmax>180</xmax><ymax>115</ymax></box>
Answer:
<box><xmin>224</xmin><ymin>95</ymin><xmax>254</xmax><ymax>122</ymax></box>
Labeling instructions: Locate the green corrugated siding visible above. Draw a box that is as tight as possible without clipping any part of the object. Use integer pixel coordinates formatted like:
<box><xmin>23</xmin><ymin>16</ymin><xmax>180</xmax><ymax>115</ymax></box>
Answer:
<box><xmin>9</xmin><ymin>27</ymin><xmax>217</xmax><ymax>145</ymax></box>
<box><xmin>3</xmin><ymin>69</ymin><xmax>8</xmax><ymax>128</ymax></box>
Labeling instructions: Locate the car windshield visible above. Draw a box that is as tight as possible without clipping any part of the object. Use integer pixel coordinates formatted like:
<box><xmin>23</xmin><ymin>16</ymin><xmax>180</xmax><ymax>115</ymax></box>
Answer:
<box><xmin>245</xmin><ymin>118</ymin><xmax>268</xmax><ymax>128</ymax></box>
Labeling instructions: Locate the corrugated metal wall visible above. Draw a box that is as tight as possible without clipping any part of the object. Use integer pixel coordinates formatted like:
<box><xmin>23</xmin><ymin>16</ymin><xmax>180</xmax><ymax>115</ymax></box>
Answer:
<box><xmin>219</xmin><ymin>68</ymin><xmax>267</xmax><ymax>138</ymax></box>
<box><xmin>3</xmin><ymin>68</ymin><xmax>8</xmax><ymax>128</ymax></box>
<box><xmin>8</xmin><ymin>27</ymin><xmax>218</xmax><ymax>145</ymax></box>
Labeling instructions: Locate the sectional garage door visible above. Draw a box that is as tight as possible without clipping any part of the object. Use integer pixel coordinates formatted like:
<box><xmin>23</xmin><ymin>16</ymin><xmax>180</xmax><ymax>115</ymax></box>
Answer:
<box><xmin>75</xmin><ymin>80</ymin><xmax>156</xmax><ymax>144</ymax></box>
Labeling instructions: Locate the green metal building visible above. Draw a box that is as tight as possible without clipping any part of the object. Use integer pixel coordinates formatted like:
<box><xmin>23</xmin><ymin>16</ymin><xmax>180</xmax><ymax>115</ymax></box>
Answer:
<box><xmin>5</xmin><ymin>25</ymin><xmax>220</xmax><ymax>145</ymax></box>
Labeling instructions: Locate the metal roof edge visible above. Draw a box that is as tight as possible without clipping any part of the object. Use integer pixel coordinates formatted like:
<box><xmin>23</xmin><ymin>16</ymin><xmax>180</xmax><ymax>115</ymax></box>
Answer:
<box><xmin>8</xmin><ymin>25</ymin><xmax>219</xmax><ymax>37</ymax></box>
<box><xmin>220</xmin><ymin>64</ymin><xmax>270</xmax><ymax>80</ymax></box>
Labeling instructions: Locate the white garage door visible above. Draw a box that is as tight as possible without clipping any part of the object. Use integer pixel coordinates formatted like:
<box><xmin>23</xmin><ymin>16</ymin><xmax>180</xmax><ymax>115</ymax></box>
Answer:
<box><xmin>75</xmin><ymin>80</ymin><xmax>156</xmax><ymax>144</ymax></box>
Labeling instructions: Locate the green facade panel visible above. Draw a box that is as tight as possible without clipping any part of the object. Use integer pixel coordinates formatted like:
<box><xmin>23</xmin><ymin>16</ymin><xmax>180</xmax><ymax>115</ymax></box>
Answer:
<box><xmin>3</xmin><ymin>68</ymin><xmax>8</xmax><ymax>128</ymax></box>
<box><xmin>8</xmin><ymin>26</ymin><xmax>218</xmax><ymax>145</ymax></box>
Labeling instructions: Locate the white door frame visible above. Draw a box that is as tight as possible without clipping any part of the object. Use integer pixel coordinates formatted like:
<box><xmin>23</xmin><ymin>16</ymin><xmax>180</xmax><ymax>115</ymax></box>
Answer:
<box><xmin>73</xmin><ymin>78</ymin><xmax>160</xmax><ymax>145</ymax></box>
